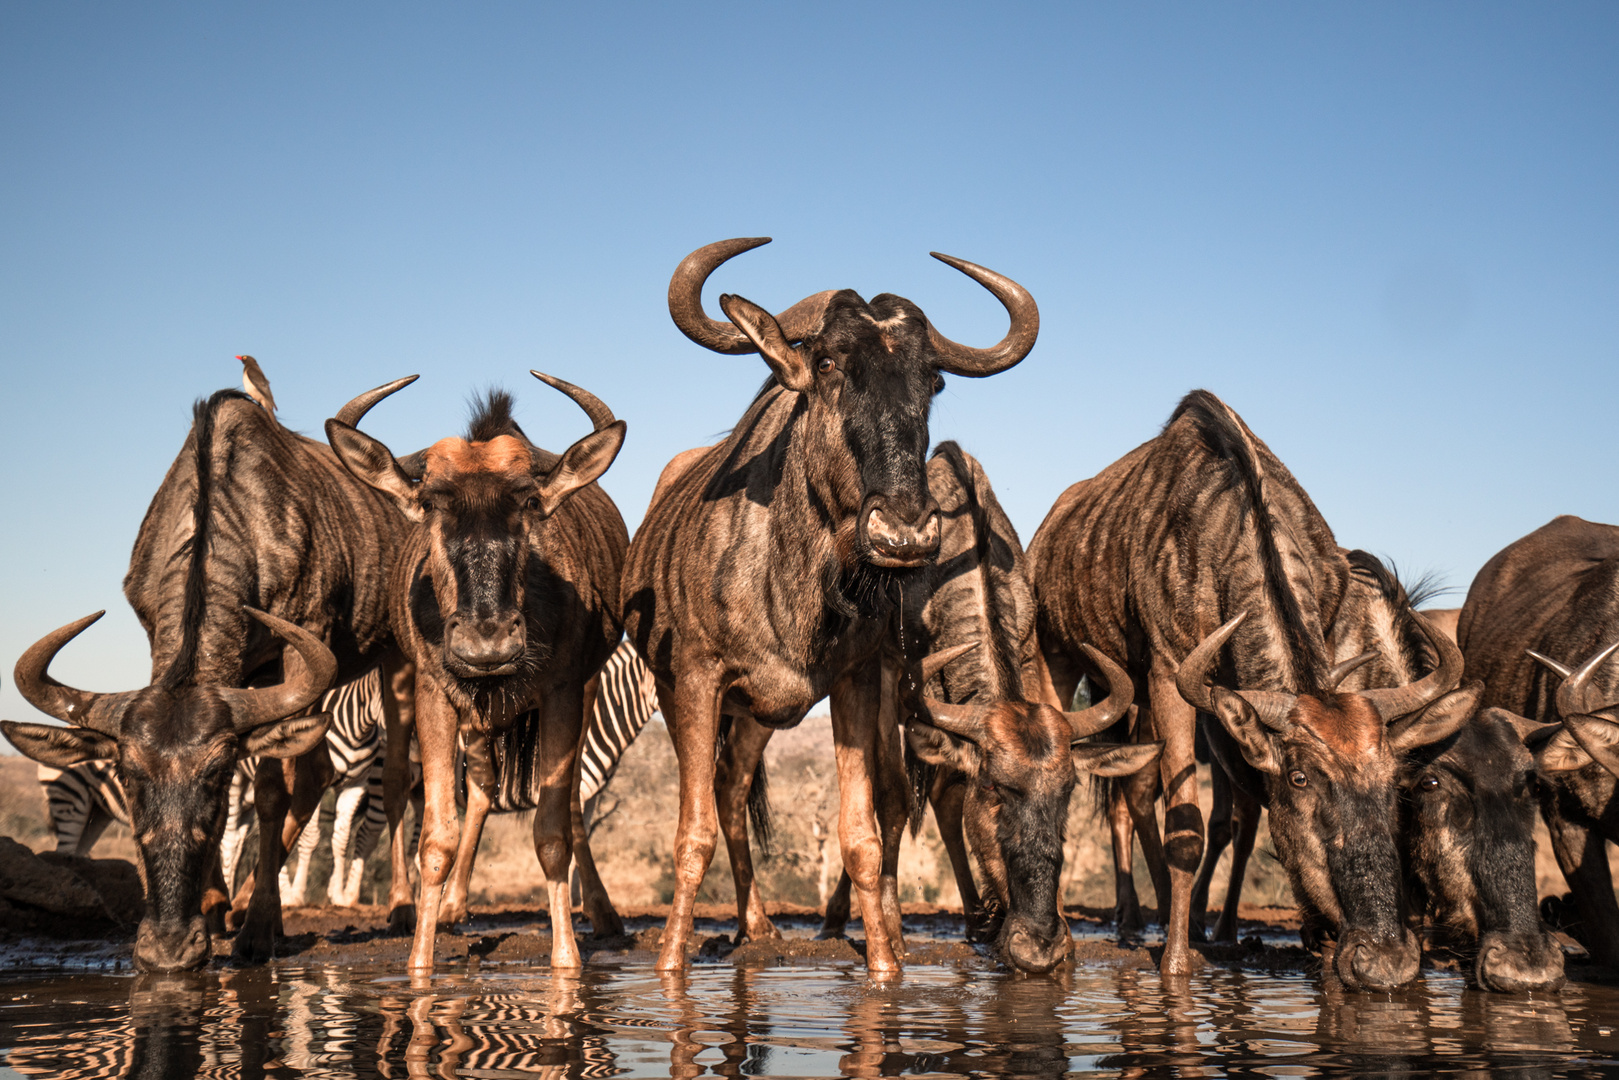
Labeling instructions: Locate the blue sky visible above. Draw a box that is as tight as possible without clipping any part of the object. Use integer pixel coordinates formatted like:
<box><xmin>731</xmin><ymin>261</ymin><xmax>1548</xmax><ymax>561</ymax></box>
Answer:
<box><xmin>3</xmin><ymin>3</ymin><xmax>1615</xmax><ymax>742</ymax></box>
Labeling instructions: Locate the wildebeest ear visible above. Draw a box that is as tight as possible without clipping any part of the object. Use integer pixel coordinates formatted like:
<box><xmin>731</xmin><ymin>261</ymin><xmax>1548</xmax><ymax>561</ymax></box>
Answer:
<box><xmin>1389</xmin><ymin>681</ymin><xmax>1482</xmax><ymax>755</ymax></box>
<box><xmin>1</xmin><ymin>721</ymin><xmax>118</xmax><ymax>766</ymax></box>
<box><xmin>1564</xmin><ymin>711</ymin><xmax>1619</xmax><ymax>779</ymax></box>
<box><xmin>905</xmin><ymin>721</ymin><xmax>975</xmax><ymax>772</ymax></box>
<box><xmin>1210</xmin><ymin>688</ymin><xmax>1280</xmax><ymax>774</ymax></box>
<box><xmin>324</xmin><ymin>419</ymin><xmax>424</xmax><ymax>522</ymax></box>
<box><xmin>535</xmin><ymin>420</ymin><xmax>628</xmax><ymax>517</ymax></box>
<box><xmin>1535</xmin><ymin>728</ymin><xmax>1593</xmax><ymax>773</ymax></box>
<box><xmin>1073</xmin><ymin>740</ymin><xmax>1162</xmax><ymax>778</ymax></box>
<box><xmin>241</xmin><ymin>712</ymin><xmax>330</xmax><ymax>760</ymax></box>
<box><xmin>718</xmin><ymin>293</ymin><xmax>814</xmax><ymax>392</ymax></box>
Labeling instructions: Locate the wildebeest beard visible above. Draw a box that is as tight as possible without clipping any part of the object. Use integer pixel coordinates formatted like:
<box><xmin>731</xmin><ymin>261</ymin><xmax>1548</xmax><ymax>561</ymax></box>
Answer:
<box><xmin>407</xmin><ymin>565</ymin><xmax>554</xmax><ymax>720</ymax></box>
<box><xmin>825</xmin><ymin>556</ymin><xmax>921</xmax><ymax>621</ymax></box>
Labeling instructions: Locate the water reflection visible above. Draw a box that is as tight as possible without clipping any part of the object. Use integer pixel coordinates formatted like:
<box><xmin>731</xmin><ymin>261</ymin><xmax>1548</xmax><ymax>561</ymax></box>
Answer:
<box><xmin>2</xmin><ymin>962</ymin><xmax>1617</xmax><ymax>1079</ymax></box>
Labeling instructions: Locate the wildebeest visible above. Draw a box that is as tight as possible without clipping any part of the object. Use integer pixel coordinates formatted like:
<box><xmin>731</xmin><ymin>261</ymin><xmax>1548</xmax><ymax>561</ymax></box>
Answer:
<box><xmin>1028</xmin><ymin>390</ymin><xmax>1474</xmax><ymax>986</ymax></box>
<box><xmin>1318</xmin><ymin>552</ymin><xmax>1563</xmax><ymax>991</ymax></box>
<box><xmin>716</xmin><ymin>443</ymin><xmax>1157</xmax><ymax>973</ymax></box>
<box><xmin>622</xmin><ymin>237</ymin><xmax>1038</xmax><ymax>973</ymax></box>
<box><xmin>325</xmin><ymin>372</ymin><xmax>627</xmax><ymax>971</ymax></box>
<box><xmin>1458</xmin><ymin>515</ymin><xmax>1619</xmax><ymax>966</ymax></box>
<box><xmin>4</xmin><ymin>382</ymin><xmax>416</xmax><ymax>970</ymax></box>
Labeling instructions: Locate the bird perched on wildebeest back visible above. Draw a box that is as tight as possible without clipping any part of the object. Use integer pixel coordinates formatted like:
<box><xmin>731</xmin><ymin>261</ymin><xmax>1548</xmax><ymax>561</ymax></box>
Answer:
<box><xmin>238</xmin><ymin>354</ymin><xmax>276</xmax><ymax>417</ymax></box>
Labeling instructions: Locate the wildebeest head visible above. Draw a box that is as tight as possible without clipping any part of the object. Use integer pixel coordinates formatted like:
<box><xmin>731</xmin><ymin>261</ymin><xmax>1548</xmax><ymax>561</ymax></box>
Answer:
<box><xmin>668</xmin><ymin>238</ymin><xmax>1038</xmax><ymax>570</ymax></box>
<box><xmin>1178</xmin><ymin>611</ymin><xmax>1479</xmax><ymax>991</ymax></box>
<box><xmin>902</xmin><ymin>642</ymin><xmax>1160</xmax><ymax>974</ymax></box>
<box><xmin>1402</xmin><ymin>706</ymin><xmax>1565</xmax><ymax>992</ymax></box>
<box><xmin>325</xmin><ymin>372</ymin><xmax>625</xmax><ymax>694</ymax></box>
<box><xmin>1527</xmin><ymin>639</ymin><xmax>1619</xmax><ymax>777</ymax></box>
<box><xmin>3</xmin><ymin>607</ymin><xmax>335</xmax><ymax>972</ymax></box>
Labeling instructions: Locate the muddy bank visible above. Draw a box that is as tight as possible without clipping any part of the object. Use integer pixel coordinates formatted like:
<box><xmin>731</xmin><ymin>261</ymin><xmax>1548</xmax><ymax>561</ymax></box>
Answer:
<box><xmin>0</xmin><ymin>898</ymin><xmax>1322</xmax><ymax>975</ymax></box>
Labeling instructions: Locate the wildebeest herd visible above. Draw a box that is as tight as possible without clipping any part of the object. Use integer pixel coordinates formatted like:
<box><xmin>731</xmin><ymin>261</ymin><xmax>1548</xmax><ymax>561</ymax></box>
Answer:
<box><xmin>5</xmin><ymin>238</ymin><xmax>1618</xmax><ymax>999</ymax></box>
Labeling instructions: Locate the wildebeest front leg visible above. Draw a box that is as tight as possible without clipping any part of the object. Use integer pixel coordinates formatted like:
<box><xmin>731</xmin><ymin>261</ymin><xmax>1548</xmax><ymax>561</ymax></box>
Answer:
<box><xmin>830</xmin><ymin>664</ymin><xmax>901</xmax><ymax>974</ymax></box>
<box><xmin>1152</xmin><ymin>655</ymin><xmax>1203</xmax><ymax>977</ymax></box>
<box><xmin>572</xmin><ymin>674</ymin><xmax>624</xmax><ymax>938</ymax></box>
<box><xmin>931</xmin><ymin>775</ymin><xmax>986</xmax><ymax>939</ymax></box>
<box><xmin>534</xmin><ymin>684</ymin><xmax>587</xmax><ymax>969</ymax></box>
<box><xmin>715</xmin><ymin>715</ymin><xmax>781</xmax><ymax>944</ymax></box>
<box><xmin>1545</xmin><ymin>811</ymin><xmax>1619</xmax><ymax>966</ymax></box>
<box><xmin>1212</xmin><ymin>785</ymin><xmax>1259</xmax><ymax>943</ymax></box>
<box><xmin>233</xmin><ymin>739</ymin><xmax>331</xmax><ymax>963</ymax></box>
<box><xmin>658</xmin><ymin>663</ymin><xmax>725</xmax><ymax>971</ymax></box>
<box><xmin>439</xmin><ymin>756</ymin><xmax>491</xmax><ymax>928</ymax></box>
<box><xmin>381</xmin><ymin>651</ymin><xmax>417</xmax><ymax>934</ymax></box>
<box><xmin>1190</xmin><ymin>759</ymin><xmax>1233</xmax><ymax>938</ymax></box>
<box><xmin>408</xmin><ymin>685</ymin><xmax>463</xmax><ymax>972</ymax></box>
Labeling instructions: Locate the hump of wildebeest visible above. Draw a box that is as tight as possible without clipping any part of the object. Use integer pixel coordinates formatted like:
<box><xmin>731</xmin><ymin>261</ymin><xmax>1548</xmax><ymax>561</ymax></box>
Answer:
<box><xmin>913</xmin><ymin>441</ymin><xmax>1037</xmax><ymax>703</ymax></box>
<box><xmin>1031</xmin><ymin>388</ymin><xmax>1348</xmax><ymax>694</ymax></box>
<box><xmin>1459</xmin><ymin>515</ymin><xmax>1619</xmax><ymax>719</ymax></box>
<box><xmin>123</xmin><ymin>389</ymin><xmax>404</xmax><ymax>688</ymax></box>
<box><xmin>1329</xmin><ymin>549</ymin><xmax>1446</xmax><ymax>693</ymax></box>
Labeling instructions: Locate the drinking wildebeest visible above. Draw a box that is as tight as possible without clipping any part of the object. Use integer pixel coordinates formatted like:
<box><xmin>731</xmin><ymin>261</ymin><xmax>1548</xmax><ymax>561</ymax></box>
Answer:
<box><xmin>622</xmin><ymin>237</ymin><xmax>1038</xmax><ymax>973</ymax></box>
<box><xmin>1458</xmin><ymin>515</ymin><xmax>1619</xmax><ymax>966</ymax></box>
<box><xmin>716</xmin><ymin>442</ymin><xmax>1158</xmax><ymax>973</ymax></box>
<box><xmin>1319</xmin><ymin>553</ymin><xmax>1563</xmax><ymax>991</ymax></box>
<box><xmin>325</xmin><ymin>372</ymin><xmax>627</xmax><ymax>971</ymax></box>
<box><xmin>4</xmin><ymin>379</ymin><xmax>417</xmax><ymax>970</ymax></box>
<box><xmin>1028</xmin><ymin>390</ymin><xmax>1474</xmax><ymax>986</ymax></box>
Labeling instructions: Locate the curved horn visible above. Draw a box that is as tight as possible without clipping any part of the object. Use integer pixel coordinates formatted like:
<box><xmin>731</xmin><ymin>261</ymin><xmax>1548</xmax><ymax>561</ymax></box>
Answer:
<box><xmin>1174</xmin><ymin>611</ymin><xmax>1295</xmax><ymax>731</ymax></box>
<box><xmin>13</xmin><ymin>611</ymin><xmax>134</xmax><ymax>736</ymax></box>
<box><xmin>916</xmin><ymin>698</ymin><xmax>991</xmax><ymax>743</ymax></box>
<box><xmin>216</xmin><ymin>608</ymin><xmax>338</xmax><ymax>733</ymax></box>
<box><xmin>1176</xmin><ymin>612</ymin><xmax>1248</xmax><ymax>713</ymax></box>
<box><xmin>1549</xmin><ymin>639</ymin><xmax>1619</xmax><ymax>720</ymax></box>
<box><xmin>1362</xmin><ymin>612</ymin><xmax>1464</xmax><ymax>723</ymax></box>
<box><xmin>903</xmin><ymin>640</ymin><xmax>987</xmax><ymax>742</ymax></box>
<box><xmin>925</xmin><ymin>253</ymin><xmax>1040</xmax><ymax>377</ymax></box>
<box><xmin>1325</xmin><ymin>650</ymin><xmax>1377</xmax><ymax>691</ymax></box>
<box><xmin>1527</xmin><ymin>649</ymin><xmax>1572</xmax><ymax>680</ymax></box>
<box><xmin>667</xmin><ymin>237</ymin><xmax>838</xmax><ymax>354</ymax></box>
<box><xmin>334</xmin><ymin>375</ymin><xmax>419</xmax><ymax>428</ymax></box>
<box><xmin>531</xmin><ymin>371</ymin><xmax>615</xmax><ymax>432</ymax></box>
<box><xmin>1066</xmin><ymin>644</ymin><xmax>1135</xmax><ymax>739</ymax></box>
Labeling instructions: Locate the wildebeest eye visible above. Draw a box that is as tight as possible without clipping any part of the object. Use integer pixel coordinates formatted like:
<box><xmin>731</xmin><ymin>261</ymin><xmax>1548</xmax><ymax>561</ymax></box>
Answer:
<box><xmin>1418</xmin><ymin>775</ymin><xmax>1441</xmax><ymax>792</ymax></box>
<box><xmin>524</xmin><ymin>495</ymin><xmax>541</xmax><ymax>511</ymax></box>
<box><xmin>1288</xmin><ymin>770</ymin><xmax>1307</xmax><ymax>788</ymax></box>
<box><xmin>817</xmin><ymin>356</ymin><xmax>835</xmax><ymax>374</ymax></box>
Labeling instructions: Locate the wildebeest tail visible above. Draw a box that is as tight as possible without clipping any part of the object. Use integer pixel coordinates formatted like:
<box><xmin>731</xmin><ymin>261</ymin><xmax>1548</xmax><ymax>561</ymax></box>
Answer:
<box><xmin>749</xmin><ymin>754</ymin><xmax>773</xmax><ymax>855</ymax></box>
<box><xmin>163</xmin><ymin>388</ymin><xmax>252</xmax><ymax>689</ymax></box>
<box><xmin>1170</xmin><ymin>390</ymin><xmax>1323</xmax><ymax>688</ymax></box>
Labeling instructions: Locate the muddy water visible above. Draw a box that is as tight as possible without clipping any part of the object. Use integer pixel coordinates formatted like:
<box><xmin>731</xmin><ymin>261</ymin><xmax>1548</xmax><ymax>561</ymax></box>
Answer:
<box><xmin>3</xmin><ymin>957</ymin><xmax>1616</xmax><ymax>1079</ymax></box>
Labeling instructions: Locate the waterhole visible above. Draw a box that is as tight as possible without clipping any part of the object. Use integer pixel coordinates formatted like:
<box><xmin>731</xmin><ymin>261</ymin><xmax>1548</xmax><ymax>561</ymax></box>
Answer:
<box><xmin>3</xmin><ymin>958</ymin><xmax>1615</xmax><ymax>1078</ymax></box>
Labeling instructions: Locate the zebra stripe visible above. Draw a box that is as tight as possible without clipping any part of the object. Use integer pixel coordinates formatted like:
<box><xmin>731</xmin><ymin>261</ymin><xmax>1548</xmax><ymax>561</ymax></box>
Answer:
<box><xmin>476</xmin><ymin>640</ymin><xmax>658</xmax><ymax>813</ymax></box>
<box><xmin>580</xmin><ymin>640</ymin><xmax>659</xmax><ymax>802</ymax></box>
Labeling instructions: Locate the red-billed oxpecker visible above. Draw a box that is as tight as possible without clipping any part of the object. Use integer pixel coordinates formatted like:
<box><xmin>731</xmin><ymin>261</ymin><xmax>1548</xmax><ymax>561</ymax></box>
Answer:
<box><xmin>623</xmin><ymin>237</ymin><xmax>1038</xmax><ymax>974</ymax></box>
<box><xmin>325</xmin><ymin>371</ymin><xmax>628</xmax><ymax>972</ymax></box>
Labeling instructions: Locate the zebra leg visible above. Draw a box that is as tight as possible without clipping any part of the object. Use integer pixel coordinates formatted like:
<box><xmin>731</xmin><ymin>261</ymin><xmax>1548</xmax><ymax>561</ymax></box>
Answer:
<box><xmin>381</xmin><ymin>650</ymin><xmax>418</xmax><ymax>935</ymax></box>
<box><xmin>327</xmin><ymin>782</ymin><xmax>367</xmax><ymax>906</ymax></box>
<box><xmin>714</xmin><ymin>715</ymin><xmax>780</xmax><ymax>944</ymax></box>
<box><xmin>281</xmin><ymin>799</ymin><xmax>324</xmax><ymax>906</ymax></box>
<box><xmin>438</xmin><ymin>759</ymin><xmax>491</xmax><ymax>929</ymax></box>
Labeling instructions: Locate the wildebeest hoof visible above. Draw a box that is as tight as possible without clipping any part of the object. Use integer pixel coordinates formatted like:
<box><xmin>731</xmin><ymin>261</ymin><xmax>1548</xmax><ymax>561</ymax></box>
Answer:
<box><xmin>1187</xmin><ymin>920</ymin><xmax>1209</xmax><ymax>944</ymax></box>
<box><xmin>386</xmin><ymin>905</ymin><xmax>417</xmax><ymax>936</ymax></box>
<box><xmin>230</xmin><ymin>930</ymin><xmax>275</xmax><ymax>966</ymax></box>
<box><xmin>814</xmin><ymin>926</ymin><xmax>848</xmax><ymax>941</ymax></box>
